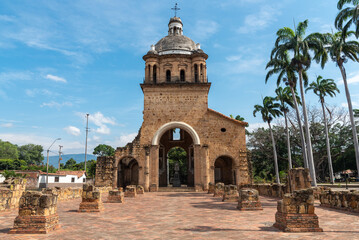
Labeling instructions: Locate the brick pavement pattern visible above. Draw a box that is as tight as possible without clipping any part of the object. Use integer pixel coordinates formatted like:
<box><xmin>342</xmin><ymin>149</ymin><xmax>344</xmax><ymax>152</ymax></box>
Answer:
<box><xmin>1</xmin><ymin>192</ymin><xmax>359</xmax><ymax>239</ymax></box>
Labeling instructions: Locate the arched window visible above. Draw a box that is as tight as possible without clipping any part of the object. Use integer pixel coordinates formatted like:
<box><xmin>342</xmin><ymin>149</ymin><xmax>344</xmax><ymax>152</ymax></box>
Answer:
<box><xmin>166</xmin><ymin>70</ymin><xmax>171</xmax><ymax>82</ymax></box>
<box><xmin>194</xmin><ymin>64</ymin><xmax>198</xmax><ymax>83</ymax></box>
<box><xmin>153</xmin><ymin>65</ymin><xmax>157</xmax><ymax>83</ymax></box>
<box><xmin>200</xmin><ymin>64</ymin><xmax>203</xmax><ymax>81</ymax></box>
<box><xmin>180</xmin><ymin>70</ymin><xmax>185</xmax><ymax>82</ymax></box>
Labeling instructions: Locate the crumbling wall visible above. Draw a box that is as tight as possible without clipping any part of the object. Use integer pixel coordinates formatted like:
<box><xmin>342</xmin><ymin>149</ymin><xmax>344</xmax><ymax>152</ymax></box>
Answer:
<box><xmin>95</xmin><ymin>156</ymin><xmax>114</xmax><ymax>187</ymax></box>
<box><xmin>320</xmin><ymin>190</ymin><xmax>359</xmax><ymax>213</ymax></box>
<box><xmin>0</xmin><ymin>178</ymin><xmax>26</xmax><ymax>211</ymax></box>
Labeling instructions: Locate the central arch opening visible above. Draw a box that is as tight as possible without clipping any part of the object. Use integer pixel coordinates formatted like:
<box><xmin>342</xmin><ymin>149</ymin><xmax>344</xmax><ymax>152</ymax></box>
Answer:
<box><xmin>158</xmin><ymin>128</ymin><xmax>194</xmax><ymax>187</ymax></box>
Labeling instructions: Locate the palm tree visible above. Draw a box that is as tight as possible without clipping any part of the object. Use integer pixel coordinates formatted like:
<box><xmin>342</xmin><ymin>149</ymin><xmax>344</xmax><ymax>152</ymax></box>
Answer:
<box><xmin>321</xmin><ymin>31</ymin><xmax>359</xmax><ymax>177</ymax></box>
<box><xmin>306</xmin><ymin>76</ymin><xmax>340</xmax><ymax>184</ymax></box>
<box><xmin>253</xmin><ymin>96</ymin><xmax>282</xmax><ymax>184</ymax></box>
<box><xmin>271</xmin><ymin>20</ymin><xmax>326</xmax><ymax>186</ymax></box>
<box><xmin>275</xmin><ymin>86</ymin><xmax>300</xmax><ymax>169</ymax></box>
<box><xmin>266</xmin><ymin>52</ymin><xmax>309</xmax><ymax>169</ymax></box>
<box><xmin>335</xmin><ymin>0</ymin><xmax>359</xmax><ymax>38</ymax></box>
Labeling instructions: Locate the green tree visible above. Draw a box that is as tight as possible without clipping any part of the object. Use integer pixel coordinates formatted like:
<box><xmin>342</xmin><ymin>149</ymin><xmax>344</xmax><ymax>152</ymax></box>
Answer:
<box><xmin>275</xmin><ymin>86</ymin><xmax>300</xmax><ymax>169</ymax></box>
<box><xmin>86</xmin><ymin>160</ymin><xmax>97</xmax><ymax>178</ymax></box>
<box><xmin>64</xmin><ymin>158</ymin><xmax>77</xmax><ymax>169</ymax></box>
<box><xmin>320</xmin><ymin>31</ymin><xmax>359</xmax><ymax>176</ymax></box>
<box><xmin>266</xmin><ymin>52</ymin><xmax>308</xmax><ymax>168</ymax></box>
<box><xmin>271</xmin><ymin>20</ymin><xmax>326</xmax><ymax>186</ymax></box>
<box><xmin>0</xmin><ymin>140</ymin><xmax>19</xmax><ymax>159</ymax></box>
<box><xmin>167</xmin><ymin>147</ymin><xmax>187</xmax><ymax>184</ymax></box>
<box><xmin>93</xmin><ymin>144</ymin><xmax>115</xmax><ymax>157</ymax></box>
<box><xmin>335</xmin><ymin>0</ymin><xmax>359</xmax><ymax>38</ymax></box>
<box><xmin>18</xmin><ymin>144</ymin><xmax>44</xmax><ymax>165</ymax></box>
<box><xmin>253</xmin><ymin>96</ymin><xmax>282</xmax><ymax>184</ymax></box>
<box><xmin>306</xmin><ymin>76</ymin><xmax>340</xmax><ymax>183</ymax></box>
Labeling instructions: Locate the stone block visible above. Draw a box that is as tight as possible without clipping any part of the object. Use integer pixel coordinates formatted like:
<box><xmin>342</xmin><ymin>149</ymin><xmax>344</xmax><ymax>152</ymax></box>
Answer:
<box><xmin>125</xmin><ymin>185</ymin><xmax>137</xmax><ymax>198</ymax></box>
<box><xmin>208</xmin><ymin>182</ymin><xmax>215</xmax><ymax>194</ymax></box>
<box><xmin>137</xmin><ymin>185</ymin><xmax>144</xmax><ymax>194</ymax></box>
<box><xmin>237</xmin><ymin>188</ymin><xmax>262</xmax><ymax>211</ymax></box>
<box><xmin>222</xmin><ymin>185</ymin><xmax>239</xmax><ymax>202</ymax></box>
<box><xmin>8</xmin><ymin>191</ymin><xmax>59</xmax><ymax>234</ymax></box>
<box><xmin>149</xmin><ymin>184</ymin><xmax>158</xmax><ymax>192</ymax></box>
<box><xmin>78</xmin><ymin>184</ymin><xmax>103</xmax><ymax>212</ymax></box>
<box><xmin>107</xmin><ymin>189</ymin><xmax>125</xmax><ymax>203</ymax></box>
<box><xmin>213</xmin><ymin>182</ymin><xmax>224</xmax><ymax>197</ymax></box>
<box><xmin>273</xmin><ymin>188</ymin><xmax>322</xmax><ymax>232</ymax></box>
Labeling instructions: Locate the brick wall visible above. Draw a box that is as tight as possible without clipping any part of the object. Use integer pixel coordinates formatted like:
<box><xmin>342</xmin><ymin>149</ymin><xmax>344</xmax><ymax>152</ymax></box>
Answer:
<box><xmin>320</xmin><ymin>190</ymin><xmax>359</xmax><ymax>213</ymax></box>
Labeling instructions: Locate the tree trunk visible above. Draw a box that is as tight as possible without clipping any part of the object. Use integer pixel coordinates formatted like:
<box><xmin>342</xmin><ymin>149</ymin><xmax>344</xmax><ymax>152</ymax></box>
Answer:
<box><xmin>289</xmin><ymin>85</ymin><xmax>308</xmax><ymax>168</ymax></box>
<box><xmin>284</xmin><ymin>111</ymin><xmax>292</xmax><ymax>169</ymax></box>
<box><xmin>268</xmin><ymin>122</ymin><xmax>280</xmax><ymax>184</ymax></box>
<box><xmin>321</xmin><ymin>99</ymin><xmax>334</xmax><ymax>184</ymax></box>
<box><xmin>298</xmin><ymin>69</ymin><xmax>317</xmax><ymax>186</ymax></box>
<box><xmin>339</xmin><ymin>64</ymin><xmax>359</xmax><ymax>177</ymax></box>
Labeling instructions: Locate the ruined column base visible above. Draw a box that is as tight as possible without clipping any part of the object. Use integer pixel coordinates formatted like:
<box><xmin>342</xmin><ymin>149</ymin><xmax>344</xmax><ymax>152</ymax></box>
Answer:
<box><xmin>195</xmin><ymin>184</ymin><xmax>203</xmax><ymax>192</ymax></box>
<box><xmin>137</xmin><ymin>185</ymin><xmax>144</xmax><ymax>194</ymax></box>
<box><xmin>107</xmin><ymin>190</ymin><xmax>124</xmax><ymax>203</ymax></box>
<box><xmin>223</xmin><ymin>194</ymin><xmax>239</xmax><ymax>202</ymax></box>
<box><xmin>125</xmin><ymin>185</ymin><xmax>137</xmax><ymax>198</ymax></box>
<box><xmin>237</xmin><ymin>201</ymin><xmax>263</xmax><ymax>211</ymax></box>
<box><xmin>8</xmin><ymin>214</ymin><xmax>59</xmax><ymax>234</ymax></box>
<box><xmin>149</xmin><ymin>184</ymin><xmax>158</xmax><ymax>192</ymax></box>
<box><xmin>208</xmin><ymin>183</ymin><xmax>215</xmax><ymax>194</ymax></box>
<box><xmin>273</xmin><ymin>212</ymin><xmax>323</xmax><ymax>232</ymax></box>
<box><xmin>78</xmin><ymin>201</ymin><xmax>104</xmax><ymax>212</ymax></box>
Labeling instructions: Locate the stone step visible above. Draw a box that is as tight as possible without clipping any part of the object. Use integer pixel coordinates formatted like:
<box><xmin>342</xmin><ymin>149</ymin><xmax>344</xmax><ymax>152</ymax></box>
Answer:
<box><xmin>158</xmin><ymin>187</ymin><xmax>195</xmax><ymax>192</ymax></box>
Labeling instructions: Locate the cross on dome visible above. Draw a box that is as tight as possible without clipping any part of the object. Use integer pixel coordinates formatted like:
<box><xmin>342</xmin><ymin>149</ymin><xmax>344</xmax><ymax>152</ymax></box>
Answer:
<box><xmin>171</xmin><ymin>3</ymin><xmax>180</xmax><ymax>17</ymax></box>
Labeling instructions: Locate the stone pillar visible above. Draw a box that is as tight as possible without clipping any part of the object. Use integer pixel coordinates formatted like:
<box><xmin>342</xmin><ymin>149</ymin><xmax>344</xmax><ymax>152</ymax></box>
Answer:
<box><xmin>287</xmin><ymin>167</ymin><xmax>311</xmax><ymax>193</ymax></box>
<box><xmin>144</xmin><ymin>147</ymin><xmax>150</xmax><ymax>191</ymax></box>
<box><xmin>237</xmin><ymin>188</ymin><xmax>262</xmax><ymax>211</ymax></box>
<box><xmin>203</xmin><ymin>145</ymin><xmax>209</xmax><ymax>191</ymax></box>
<box><xmin>112</xmin><ymin>163</ymin><xmax>118</xmax><ymax>189</ymax></box>
<box><xmin>79</xmin><ymin>184</ymin><xmax>103</xmax><ymax>212</ymax></box>
<box><xmin>273</xmin><ymin>188</ymin><xmax>323</xmax><ymax>232</ymax></box>
<box><xmin>193</xmin><ymin>144</ymin><xmax>202</xmax><ymax>188</ymax></box>
<box><xmin>150</xmin><ymin>145</ymin><xmax>159</xmax><ymax>191</ymax></box>
<box><xmin>9</xmin><ymin>191</ymin><xmax>59</xmax><ymax>234</ymax></box>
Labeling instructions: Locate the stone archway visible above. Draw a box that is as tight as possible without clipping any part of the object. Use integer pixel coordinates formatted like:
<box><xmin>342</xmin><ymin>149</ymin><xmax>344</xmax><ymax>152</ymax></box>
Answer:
<box><xmin>152</xmin><ymin>121</ymin><xmax>200</xmax><ymax>146</ymax></box>
<box><xmin>118</xmin><ymin>157</ymin><xmax>139</xmax><ymax>188</ymax></box>
<box><xmin>214</xmin><ymin>156</ymin><xmax>235</xmax><ymax>185</ymax></box>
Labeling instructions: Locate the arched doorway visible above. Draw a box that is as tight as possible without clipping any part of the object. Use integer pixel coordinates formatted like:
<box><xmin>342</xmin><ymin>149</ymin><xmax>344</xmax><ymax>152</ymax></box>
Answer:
<box><xmin>158</xmin><ymin>128</ymin><xmax>195</xmax><ymax>187</ymax></box>
<box><xmin>118</xmin><ymin>157</ymin><xmax>139</xmax><ymax>188</ymax></box>
<box><xmin>214</xmin><ymin>156</ymin><xmax>235</xmax><ymax>185</ymax></box>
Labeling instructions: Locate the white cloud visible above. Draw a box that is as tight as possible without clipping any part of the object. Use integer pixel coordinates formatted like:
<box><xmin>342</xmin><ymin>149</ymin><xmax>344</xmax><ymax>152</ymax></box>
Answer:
<box><xmin>111</xmin><ymin>132</ymin><xmax>137</xmax><ymax>147</ymax></box>
<box><xmin>40</xmin><ymin>101</ymin><xmax>73</xmax><ymax>108</ymax></box>
<box><xmin>45</xmin><ymin>74</ymin><xmax>67</xmax><ymax>83</ymax></box>
<box><xmin>246</xmin><ymin>122</ymin><xmax>268</xmax><ymax>132</ymax></box>
<box><xmin>1</xmin><ymin>123</ymin><xmax>13</xmax><ymax>128</ymax></box>
<box><xmin>225</xmin><ymin>55</ymin><xmax>265</xmax><ymax>74</ymax></box>
<box><xmin>190</xmin><ymin>20</ymin><xmax>219</xmax><ymax>41</ymax></box>
<box><xmin>337</xmin><ymin>71</ymin><xmax>359</xmax><ymax>85</ymax></box>
<box><xmin>25</xmin><ymin>88</ymin><xmax>54</xmax><ymax>97</ymax></box>
<box><xmin>64</xmin><ymin>126</ymin><xmax>81</xmax><ymax>136</ymax></box>
<box><xmin>77</xmin><ymin>112</ymin><xmax>116</xmax><ymax>135</ymax></box>
<box><xmin>237</xmin><ymin>5</ymin><xmax>280</xmax><ymax>34</ymax></box>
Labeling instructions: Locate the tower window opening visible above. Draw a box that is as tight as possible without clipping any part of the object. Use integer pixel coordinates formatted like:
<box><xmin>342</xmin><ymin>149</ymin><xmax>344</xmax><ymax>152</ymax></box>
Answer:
<box><xmin>153</xmin><ymin>65</ymin><xmax>157</xmax><ymax>83</ymax></box>
<box><xmin>180</xmin><ymin>70</ymin><xmax>185</xmax><ymax>82</ymax></box>
<box><xmin>166</xmin><ymin>70</ymin><xmax>171</xmax><ymax>82</ymax></box>
<box><xmin>194</xmin><ymin>64</ymin><xmax>198</xmax><ymax>83</ymax></box>
<box><xmin>172</xmin><ymin>128</ymin><xmax>181</xmax><ymax>140</ymax></box>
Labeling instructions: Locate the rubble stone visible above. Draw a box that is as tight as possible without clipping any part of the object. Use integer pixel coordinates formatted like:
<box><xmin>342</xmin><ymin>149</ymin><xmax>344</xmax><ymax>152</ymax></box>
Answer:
<box><xmin>208</xmin><ymin>182</ymin><xmax>215</xmax><ymax>194</ymax></box>
<box><xmin>107</xmin><ymin>189</ymin><xmax>124</xmax><ymax>203</ymax></box>
<box><xmin>137</xmin><ymin>185</ymin><xmax>145</xmax><ymax>194</ymax></box>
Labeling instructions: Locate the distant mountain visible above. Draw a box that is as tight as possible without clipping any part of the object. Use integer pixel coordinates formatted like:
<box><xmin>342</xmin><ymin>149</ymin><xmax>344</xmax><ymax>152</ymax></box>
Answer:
<box><xmin>44</xmin><ymin>154</ymin><xmax>97</xmax><ymax>167</ymax></box>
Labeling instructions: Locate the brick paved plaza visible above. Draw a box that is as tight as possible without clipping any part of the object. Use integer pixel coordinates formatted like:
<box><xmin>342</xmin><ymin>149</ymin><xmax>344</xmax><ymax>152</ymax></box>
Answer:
<box><xmin>1</xmin><ymin>192</ymin><xmax>359</xmax><ymax>239</ymax></box>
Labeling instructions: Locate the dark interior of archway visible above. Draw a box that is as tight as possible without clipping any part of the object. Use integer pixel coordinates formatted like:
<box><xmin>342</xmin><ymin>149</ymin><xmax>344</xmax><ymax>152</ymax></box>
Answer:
<box><xmin>159</xmin><ymin>128</ymin><xmax>194</xmax><ymax>187</ymax></box>
<box><xmin>118</xmin><ymin>158</ymin><xmax>139</xmax><ymax>188</ymax></box>
<box><xmin>214</xmin><ymin>156</ymin><xmax>234</xmax><ymax>185</ymax></box>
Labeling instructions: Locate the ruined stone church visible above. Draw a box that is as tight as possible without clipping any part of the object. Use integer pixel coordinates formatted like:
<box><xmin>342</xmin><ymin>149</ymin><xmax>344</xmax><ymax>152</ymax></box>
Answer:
<box><xmin>95</xmin><ymin>16</ymin><xmax>249</xmax><ymax>191</ymax></box>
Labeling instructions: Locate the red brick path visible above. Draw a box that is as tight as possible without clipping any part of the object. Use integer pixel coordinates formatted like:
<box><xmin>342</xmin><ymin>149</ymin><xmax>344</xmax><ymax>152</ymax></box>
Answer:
<box><xmin>1</xmin><ymin>192</ymin><xmax>359</xmax><ymax>239</ymax></box>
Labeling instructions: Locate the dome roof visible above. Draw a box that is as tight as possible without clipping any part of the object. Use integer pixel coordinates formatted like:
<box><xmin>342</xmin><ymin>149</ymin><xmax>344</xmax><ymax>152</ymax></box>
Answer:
<box><xmin>155</xmin><ymin>35</ymin><xmax>196</xmax><ymax>52</ymax></box>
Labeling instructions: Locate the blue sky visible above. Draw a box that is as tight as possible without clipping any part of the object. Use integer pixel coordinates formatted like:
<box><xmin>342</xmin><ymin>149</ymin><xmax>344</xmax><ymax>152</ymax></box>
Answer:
<box><xmin>1</xmin><ymin>0</ymin><xmax>359</xmax><ymax>156</ymax></box>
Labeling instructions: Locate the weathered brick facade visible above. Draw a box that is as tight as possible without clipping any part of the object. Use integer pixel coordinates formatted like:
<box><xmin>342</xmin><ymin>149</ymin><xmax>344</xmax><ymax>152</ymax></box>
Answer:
<box><xmin>95</xmin><ymin>17</ymin><xmax>249</xmax><ymax>192</ymax></box>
